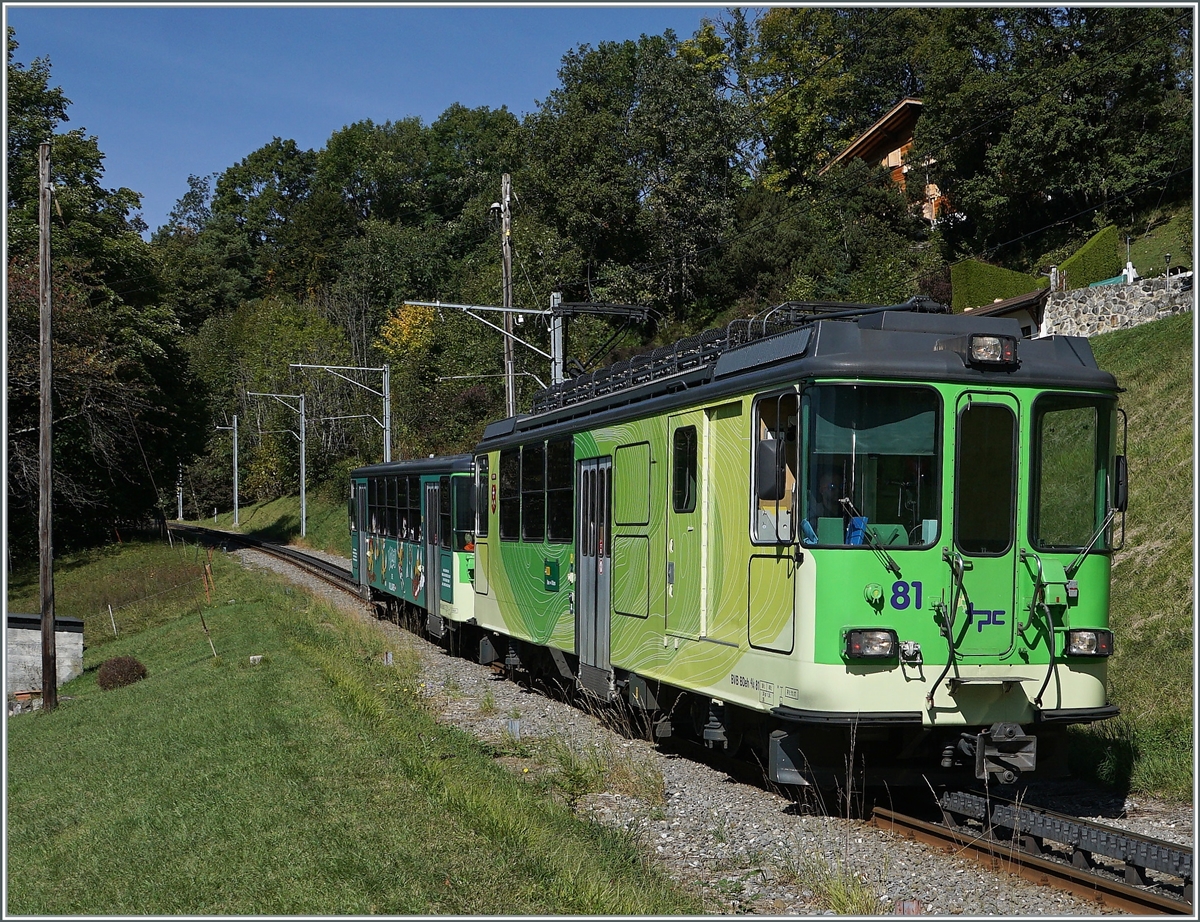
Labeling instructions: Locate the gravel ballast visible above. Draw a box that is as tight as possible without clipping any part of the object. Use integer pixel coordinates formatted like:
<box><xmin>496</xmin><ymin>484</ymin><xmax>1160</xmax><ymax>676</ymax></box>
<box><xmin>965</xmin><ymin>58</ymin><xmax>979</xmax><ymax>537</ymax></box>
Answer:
<box><xmin>240</xmin><ymin>545</ymin><xmax>1193</xmax><ymax>916</ymax></box>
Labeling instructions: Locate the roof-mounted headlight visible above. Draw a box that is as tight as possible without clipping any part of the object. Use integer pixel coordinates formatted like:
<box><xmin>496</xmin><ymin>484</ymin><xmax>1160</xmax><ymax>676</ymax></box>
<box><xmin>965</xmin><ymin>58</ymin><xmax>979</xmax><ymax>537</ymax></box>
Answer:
<box><xmin>968</xmin><ymin>334</ymin><xmax>1018</xmax><ymax>367</ymax></box>
<box><xmin>935</xmin><ymin>333</ymin><xmax>1020</xmax><ymax>370</ymax></box>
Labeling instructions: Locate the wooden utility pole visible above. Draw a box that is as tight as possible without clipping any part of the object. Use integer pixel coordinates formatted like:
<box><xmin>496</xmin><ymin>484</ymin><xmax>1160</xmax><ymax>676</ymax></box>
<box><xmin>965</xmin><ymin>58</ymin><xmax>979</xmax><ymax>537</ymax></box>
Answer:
<box><xmin>501</xmin><ymin>173</ymin><xmax>516</xmax><ymax>418</ymax></box>
<box><xmin>38</xmin><ymin>141</ymin><xmax>57</xmax><ymax>712</ymax></box>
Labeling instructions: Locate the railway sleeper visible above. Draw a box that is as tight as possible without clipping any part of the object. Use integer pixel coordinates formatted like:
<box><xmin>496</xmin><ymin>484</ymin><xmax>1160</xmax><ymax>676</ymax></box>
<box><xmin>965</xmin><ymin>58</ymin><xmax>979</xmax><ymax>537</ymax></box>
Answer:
<box><xmin>941</xmin><ymin>790</ymin><xmax>1193</xmax><ymax>889</ymax></box>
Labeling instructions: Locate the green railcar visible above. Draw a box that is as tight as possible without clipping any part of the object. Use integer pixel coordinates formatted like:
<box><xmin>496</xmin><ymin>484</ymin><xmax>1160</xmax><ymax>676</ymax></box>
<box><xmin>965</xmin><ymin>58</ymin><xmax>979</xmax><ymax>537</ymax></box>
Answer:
<box><xmin>466</xmin><ymin>299</ymin><xmax>1125</xmax><ymax>787</ymax></box>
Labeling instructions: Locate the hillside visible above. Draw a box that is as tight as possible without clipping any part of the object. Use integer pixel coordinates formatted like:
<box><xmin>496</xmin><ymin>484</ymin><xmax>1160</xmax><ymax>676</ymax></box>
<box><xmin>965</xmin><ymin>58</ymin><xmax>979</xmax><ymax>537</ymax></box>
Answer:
<box><xmin>1083</xmin><ymin>310</ymin><xmax>1194</xmax><ymax>797</ymax></box>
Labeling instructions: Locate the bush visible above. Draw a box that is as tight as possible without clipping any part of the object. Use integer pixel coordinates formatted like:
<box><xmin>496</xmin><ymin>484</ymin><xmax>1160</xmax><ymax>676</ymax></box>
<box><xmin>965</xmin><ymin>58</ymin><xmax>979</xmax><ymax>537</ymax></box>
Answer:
<box><xmin>1059</xmin><ymin>224</ymin><xmax>1120</xmax><ymax>288</ymax></box>
<box><xmin>950</xmin><ymin>259</ymin><xmax>1047</xmax><ymax>311</ymax></box>
<box><xmin>97</xmin><ymin>656</ymin><xmax>148</xmax><ymax>691</ymax></box>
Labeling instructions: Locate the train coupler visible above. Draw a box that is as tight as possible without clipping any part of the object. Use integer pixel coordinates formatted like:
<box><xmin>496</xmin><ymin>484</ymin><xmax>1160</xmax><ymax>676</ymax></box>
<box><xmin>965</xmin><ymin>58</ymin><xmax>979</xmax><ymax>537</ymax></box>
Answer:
<box><xmin>974</xmin><ymin>722</ymin><xmax>1036</xmax><ymax>783</ymax></box>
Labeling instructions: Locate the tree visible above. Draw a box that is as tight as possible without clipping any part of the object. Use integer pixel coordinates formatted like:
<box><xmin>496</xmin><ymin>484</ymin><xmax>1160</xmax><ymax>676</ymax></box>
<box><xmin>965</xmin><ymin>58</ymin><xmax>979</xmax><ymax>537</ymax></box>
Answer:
<box><xmin>6</xmin><ymin>28</ymin><xmax>206</xmax><ymax>556</ymax></box>
<box><xmin>208</xmin><ymin>137</ymin><xmax>332</xmax><ymax>296</ymax></box>
<box><xmin>913</xmin><ymin>7</ymin><xmax>1193</xmax><ymax>257</ymax></box>
<box><xmin>152</xmin><ymin>174</ymin><xmax>255</xmax><ymax>330</ymax></box>
<box><xmin>522</xmin><ymin>29</ymin><xmax>745</xmax><ymax>318</ymax></box>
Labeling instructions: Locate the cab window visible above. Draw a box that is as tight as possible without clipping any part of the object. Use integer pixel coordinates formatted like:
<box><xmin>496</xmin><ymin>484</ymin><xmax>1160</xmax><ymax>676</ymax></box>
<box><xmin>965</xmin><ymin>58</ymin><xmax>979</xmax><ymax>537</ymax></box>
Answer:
<box><xmin>800</xmin><ymin>385</ymin><xmax>940</xmax><ymax>548</ymax></box>
<box><xmin>752</xmin><ymin>392</ymin><xmax>799</xmax><ymax>543</ymax></box>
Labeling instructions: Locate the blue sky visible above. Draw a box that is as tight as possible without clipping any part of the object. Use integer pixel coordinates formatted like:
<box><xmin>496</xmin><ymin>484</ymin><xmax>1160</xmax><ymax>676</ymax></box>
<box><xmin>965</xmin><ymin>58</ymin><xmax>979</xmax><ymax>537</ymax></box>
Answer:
<box><xmin>6</xmin><ymin>4</ymin><xmax>727</xmax><ymax>236</ymax></box>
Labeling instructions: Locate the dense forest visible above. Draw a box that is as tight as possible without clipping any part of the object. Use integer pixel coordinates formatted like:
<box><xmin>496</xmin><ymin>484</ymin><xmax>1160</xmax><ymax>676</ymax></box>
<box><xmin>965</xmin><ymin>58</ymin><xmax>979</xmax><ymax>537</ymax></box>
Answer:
<box><xmin>6</xmin><ymin>8</ymin><xmax>1193</xmax><ymax>558</ymax></box>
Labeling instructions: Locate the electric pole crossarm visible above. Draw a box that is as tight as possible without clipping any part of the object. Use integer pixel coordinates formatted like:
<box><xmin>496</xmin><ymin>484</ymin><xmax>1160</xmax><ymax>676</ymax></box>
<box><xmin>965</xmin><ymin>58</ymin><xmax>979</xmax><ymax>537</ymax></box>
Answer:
<box><xmin>289</xmin><ymin>364</ymin><xmax>386</xmax><ymax>398</ymax></box>
<box><xmin>247</xmin><ymin>391</ymin><xmax>303</xmax><ymax>413</ymax></box>
<box><xmin>437</xmin><ymin>371</ymin><xmax>548</xmax><ymax>388</ymax></box>
<box><xmin>404</xmin><ymin>300</ymin><xmax>549</xmax><ymax>317</ymax></box>
<box><xmin>316</xmin><ymin>414</ymin><xmax>382</xmax><ymax>425</ymax></box>
<box><xmin>405</xmin><ymin>302</ymin><xmax>553</xmax><ymax>360</ymax></box>
<box><xmin>287</xmin><ymin>363</ymin><xmax>391</xmax><ymax>462</ymax></box>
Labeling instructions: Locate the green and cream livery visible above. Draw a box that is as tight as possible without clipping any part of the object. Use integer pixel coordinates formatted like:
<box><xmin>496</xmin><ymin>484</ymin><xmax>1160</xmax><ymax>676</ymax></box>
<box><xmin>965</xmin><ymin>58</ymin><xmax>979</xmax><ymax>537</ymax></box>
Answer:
<box><xmin>354</xmin><ymin>299</ymin><xmax>1125</xmax><ymax>786</ymax></box>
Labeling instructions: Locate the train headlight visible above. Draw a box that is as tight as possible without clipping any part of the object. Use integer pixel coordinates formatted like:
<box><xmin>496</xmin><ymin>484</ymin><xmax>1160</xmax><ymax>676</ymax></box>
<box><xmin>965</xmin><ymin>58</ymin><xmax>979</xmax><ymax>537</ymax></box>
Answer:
<box><xmin>1065</xmin><ymin>629</ymin><xmax>1113</xmax><ymax>657</ymax></box>
<box><xmin>968</xmin><ymin>334</ymin><xmax>1018</xmax><ymax>367</ymax></box>
<box><xmin>845</xmin><ymin>629</ymin><xmax>898</xmax><ymax>659</ymax></box>
<box><xmin>934</xmin><ymin>333</ymin><xmax>1020</xmax><ymax>370</ymax></box>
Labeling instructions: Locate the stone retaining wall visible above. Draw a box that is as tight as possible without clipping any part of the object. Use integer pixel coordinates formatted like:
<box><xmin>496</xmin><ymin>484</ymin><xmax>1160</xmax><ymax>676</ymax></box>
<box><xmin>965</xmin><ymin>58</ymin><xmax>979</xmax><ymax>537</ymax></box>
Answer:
<box><xmin>1041</xmin><ymin>275</ymin><xmax>1193</xmax><ymax>337</ymax></box>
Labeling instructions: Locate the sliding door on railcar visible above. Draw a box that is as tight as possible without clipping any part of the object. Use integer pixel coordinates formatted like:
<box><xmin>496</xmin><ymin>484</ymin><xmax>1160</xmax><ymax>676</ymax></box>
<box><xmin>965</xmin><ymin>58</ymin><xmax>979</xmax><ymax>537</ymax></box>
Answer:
<box><xmin>576</xmin><ymin>457</ymin><xmax>613</xmax><ymax>696</ymax></box>
<box><xmin>423</xmin><ymin>480</ymin><xmax>442</xmax><ymax>616</ymax></box>
<box><xmin>666</xmin><ymin>412</ymin><xmax>704</xmax><ymax>639</ymax></box>
<box><xmin>352</xmin><ymin>480</ymin><xmax>368</xmax><ymax>586</ymax></box>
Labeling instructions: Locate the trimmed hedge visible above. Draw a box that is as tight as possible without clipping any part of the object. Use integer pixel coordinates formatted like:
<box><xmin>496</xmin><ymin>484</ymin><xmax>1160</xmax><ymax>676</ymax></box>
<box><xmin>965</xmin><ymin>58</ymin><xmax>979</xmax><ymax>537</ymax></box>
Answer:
<box><xmin>950</xmin><ymin>259</ymin><xmax>1047</xmax><ymax>311</ymax></box>
<box><xmin>1059</xmin><ymin>225</ymin><xmax>1120</xmax><ymax>289</ymax></box>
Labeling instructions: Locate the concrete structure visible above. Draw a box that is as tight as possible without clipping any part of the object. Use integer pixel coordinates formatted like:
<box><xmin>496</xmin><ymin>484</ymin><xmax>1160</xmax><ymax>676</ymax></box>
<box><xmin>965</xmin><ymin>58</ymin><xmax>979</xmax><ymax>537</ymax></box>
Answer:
<box><xmin>6</xmin><ymin>613</ymin><xmax>84</xmax><ymax>697</ymax></box>
<box><xmin>958</xmin><ymin>275</ymin><xmax>1192</xmax><ymax>340</ymax></box>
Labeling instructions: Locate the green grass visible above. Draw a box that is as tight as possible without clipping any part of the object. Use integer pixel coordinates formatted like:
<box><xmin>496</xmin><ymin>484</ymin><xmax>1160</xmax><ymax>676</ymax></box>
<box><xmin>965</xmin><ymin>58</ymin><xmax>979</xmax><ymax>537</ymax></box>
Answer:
<box><xmin>1074</xmin><ymin>310</ymin><xmax>1194</xmax><ymax>799</ymax></box>
<box><xmin>6</xmin><ymin>543</ymin><xmax>702</xmax><ymax>915</ymax></box>
<box><xmin>202</xmin><ymin>490</ymin><xmax>350</xmax><ymax>558</ymax></box>
<box><xmin>6</xmin><ymin>539</ymin><xmax>215</xmax><ymax>652</ymax></box>
<box><xmin>1124</xmin><ymin>205</ymin><xmax>1192</xmax><ymax>278</ymax></box>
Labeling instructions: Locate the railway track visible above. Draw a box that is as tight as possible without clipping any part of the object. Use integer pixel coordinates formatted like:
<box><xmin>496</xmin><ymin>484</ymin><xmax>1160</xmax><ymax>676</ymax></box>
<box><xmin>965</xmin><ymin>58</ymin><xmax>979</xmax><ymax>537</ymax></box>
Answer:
<box><xmin>873</xmin><ymin>793</ymin><xmax>1193</xmax><ymax>915</ymax></box>
<box><xmin>175</xmin><ymin>523</ymin><xmax>1194</xmax><ymax>915</ymax></box>
<box><xmin>168</xmin><ymin>524</ymin><xmax>362</xmax><ymax>596</ymax></box>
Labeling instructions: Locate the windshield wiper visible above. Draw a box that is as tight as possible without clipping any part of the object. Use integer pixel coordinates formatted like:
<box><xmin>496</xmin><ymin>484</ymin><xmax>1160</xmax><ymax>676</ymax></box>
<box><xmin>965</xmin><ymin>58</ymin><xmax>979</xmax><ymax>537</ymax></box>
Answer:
<box><xmin>1065</xmin><ymin>508</ymin><xmax>1118</xmax><ymax>578</ymax></box>
<box><xmin>838</xmin><ymin>496</ymin><xmax>901</xmax><ymax>578</ymax></box>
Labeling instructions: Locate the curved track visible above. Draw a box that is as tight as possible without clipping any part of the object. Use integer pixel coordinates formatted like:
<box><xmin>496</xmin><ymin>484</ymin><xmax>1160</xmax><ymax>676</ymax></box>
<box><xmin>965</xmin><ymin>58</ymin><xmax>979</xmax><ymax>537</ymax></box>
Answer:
<box><xmin>168</xmin><ymin>524</ymin><xmax>361</xmax><ymax>596</ymax></box>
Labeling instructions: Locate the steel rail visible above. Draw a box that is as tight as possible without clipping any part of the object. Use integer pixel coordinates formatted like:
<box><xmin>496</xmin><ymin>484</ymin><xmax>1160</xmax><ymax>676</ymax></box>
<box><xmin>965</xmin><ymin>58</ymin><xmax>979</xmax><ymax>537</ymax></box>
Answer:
<box><xmin>167</xmin><ymin>524</ymin><xmax>362</xmax><ymax>597</ymax></box>
<box><xmin>872</xmin><ymin>806</ymin><xmax>1193</xmax><ymax>915</ymax></box>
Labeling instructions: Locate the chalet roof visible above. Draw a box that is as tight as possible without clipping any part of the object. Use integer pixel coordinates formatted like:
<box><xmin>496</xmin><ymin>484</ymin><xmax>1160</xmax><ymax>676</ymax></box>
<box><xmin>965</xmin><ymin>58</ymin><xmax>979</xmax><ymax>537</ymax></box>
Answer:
<box><xmin>821</xmin><ymin>97</ymin><xmax>923</xmax><ymax>175</ymax></box>
<box><xmin>965</xmin><ymin>286</ymin><xmax>1050</xmax><ymax>320</ymax></box>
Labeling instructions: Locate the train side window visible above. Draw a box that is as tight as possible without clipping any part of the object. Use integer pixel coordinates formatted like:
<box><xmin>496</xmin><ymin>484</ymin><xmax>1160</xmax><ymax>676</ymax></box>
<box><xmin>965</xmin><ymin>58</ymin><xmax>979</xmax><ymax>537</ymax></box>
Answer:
<box><xmin>752</xmin><ymin>392</ymin><xmax>799</xmax><ymax>543</ymax></box>
<box><xmin>398</xmin><ymin>476</ymin><xmax>409</xmax><ymax>538</ymax></box>
<box><xmin>407</xmin><ymin>475</ymin><xmax>421</xmax><ymax>540</ymax></box>
<box><xmin>453</xmin><ymin>476</ymin><xmax>475</xmax><ymax>551</ymax></box>
<box><xmin>499</xmin><ymin>448</ymin><xmax>520</xmax><ymax>540</ymax></box>
<box><xmin>439</xmin><ymin>476</ymin><xmax>452</xmax><ymax>549</ymax></box>
<box><xmin>522</xmin><ymin>442</ymin><xmax>546</xmax><ymax>542</ymax></box>
<box><xmin>1030</xmin><ymin>396</ymin><xmax>1111</xmax><ymax>551</ymax></box>
<box><xmin>474</xmin><ymin>454</ymin><xmax>489</xmax><ymax>538</ymax></box>
<box><xmin>546</xmin><ymin>437</ymin><xmax>574</xmax><ymax>542</ymax></box>
<box><xmin>386</xmin><ymin>476</ymin><xmax>398</xmax><ymax>538</ymax></box>
<box><xmin>672</xmin><ymin>426</ymin><xmax>698</xmax><ymax>513</ymax></box>
<box><xmin>368</xmin><ymin>477</ymin><xmax>379</xmax><ymax>532</ymax></box>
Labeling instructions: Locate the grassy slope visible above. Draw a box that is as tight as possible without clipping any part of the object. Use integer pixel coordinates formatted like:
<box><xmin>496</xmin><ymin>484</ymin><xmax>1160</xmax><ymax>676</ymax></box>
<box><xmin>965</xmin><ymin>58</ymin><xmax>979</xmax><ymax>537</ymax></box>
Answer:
<box><xmin>208</xmin><ymin>489</ymin><xmax>351</xmax><ymax>558</ymax></box>
<box><xmin>1075</xmin><ymin>310</ymin><xmax>1194</xmax><ymax>798</ymax></box>
<box><xmin>6</xmin><ymin>545</ymin><xmax>701</xmax><ymax>915</ymax></box>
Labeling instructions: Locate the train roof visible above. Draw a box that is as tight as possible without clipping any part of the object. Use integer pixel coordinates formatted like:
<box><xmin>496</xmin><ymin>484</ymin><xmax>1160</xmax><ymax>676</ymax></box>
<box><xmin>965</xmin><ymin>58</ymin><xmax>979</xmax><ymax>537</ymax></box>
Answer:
<box><xmin>477</xmin><ymin>298</ymin><xmax>1119</xmax><ymax>450</ymax></box>
<box><xmin>351</xmin><ymin>453</ymin><xmax>473</xmax><ymax>479</ymax></box>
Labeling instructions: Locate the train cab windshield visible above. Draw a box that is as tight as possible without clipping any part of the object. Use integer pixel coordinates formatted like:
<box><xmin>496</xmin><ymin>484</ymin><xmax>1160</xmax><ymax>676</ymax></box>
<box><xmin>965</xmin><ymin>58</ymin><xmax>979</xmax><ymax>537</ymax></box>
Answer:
<box><xmin>797</xmin><ymin>384</ymin><xmax>941</xmax><ymax>548</ymax></box>
<box><xmin>1030</xmin><ymin>394</ymin><xmax>1118</xmax><ymax>551</ymax></box>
